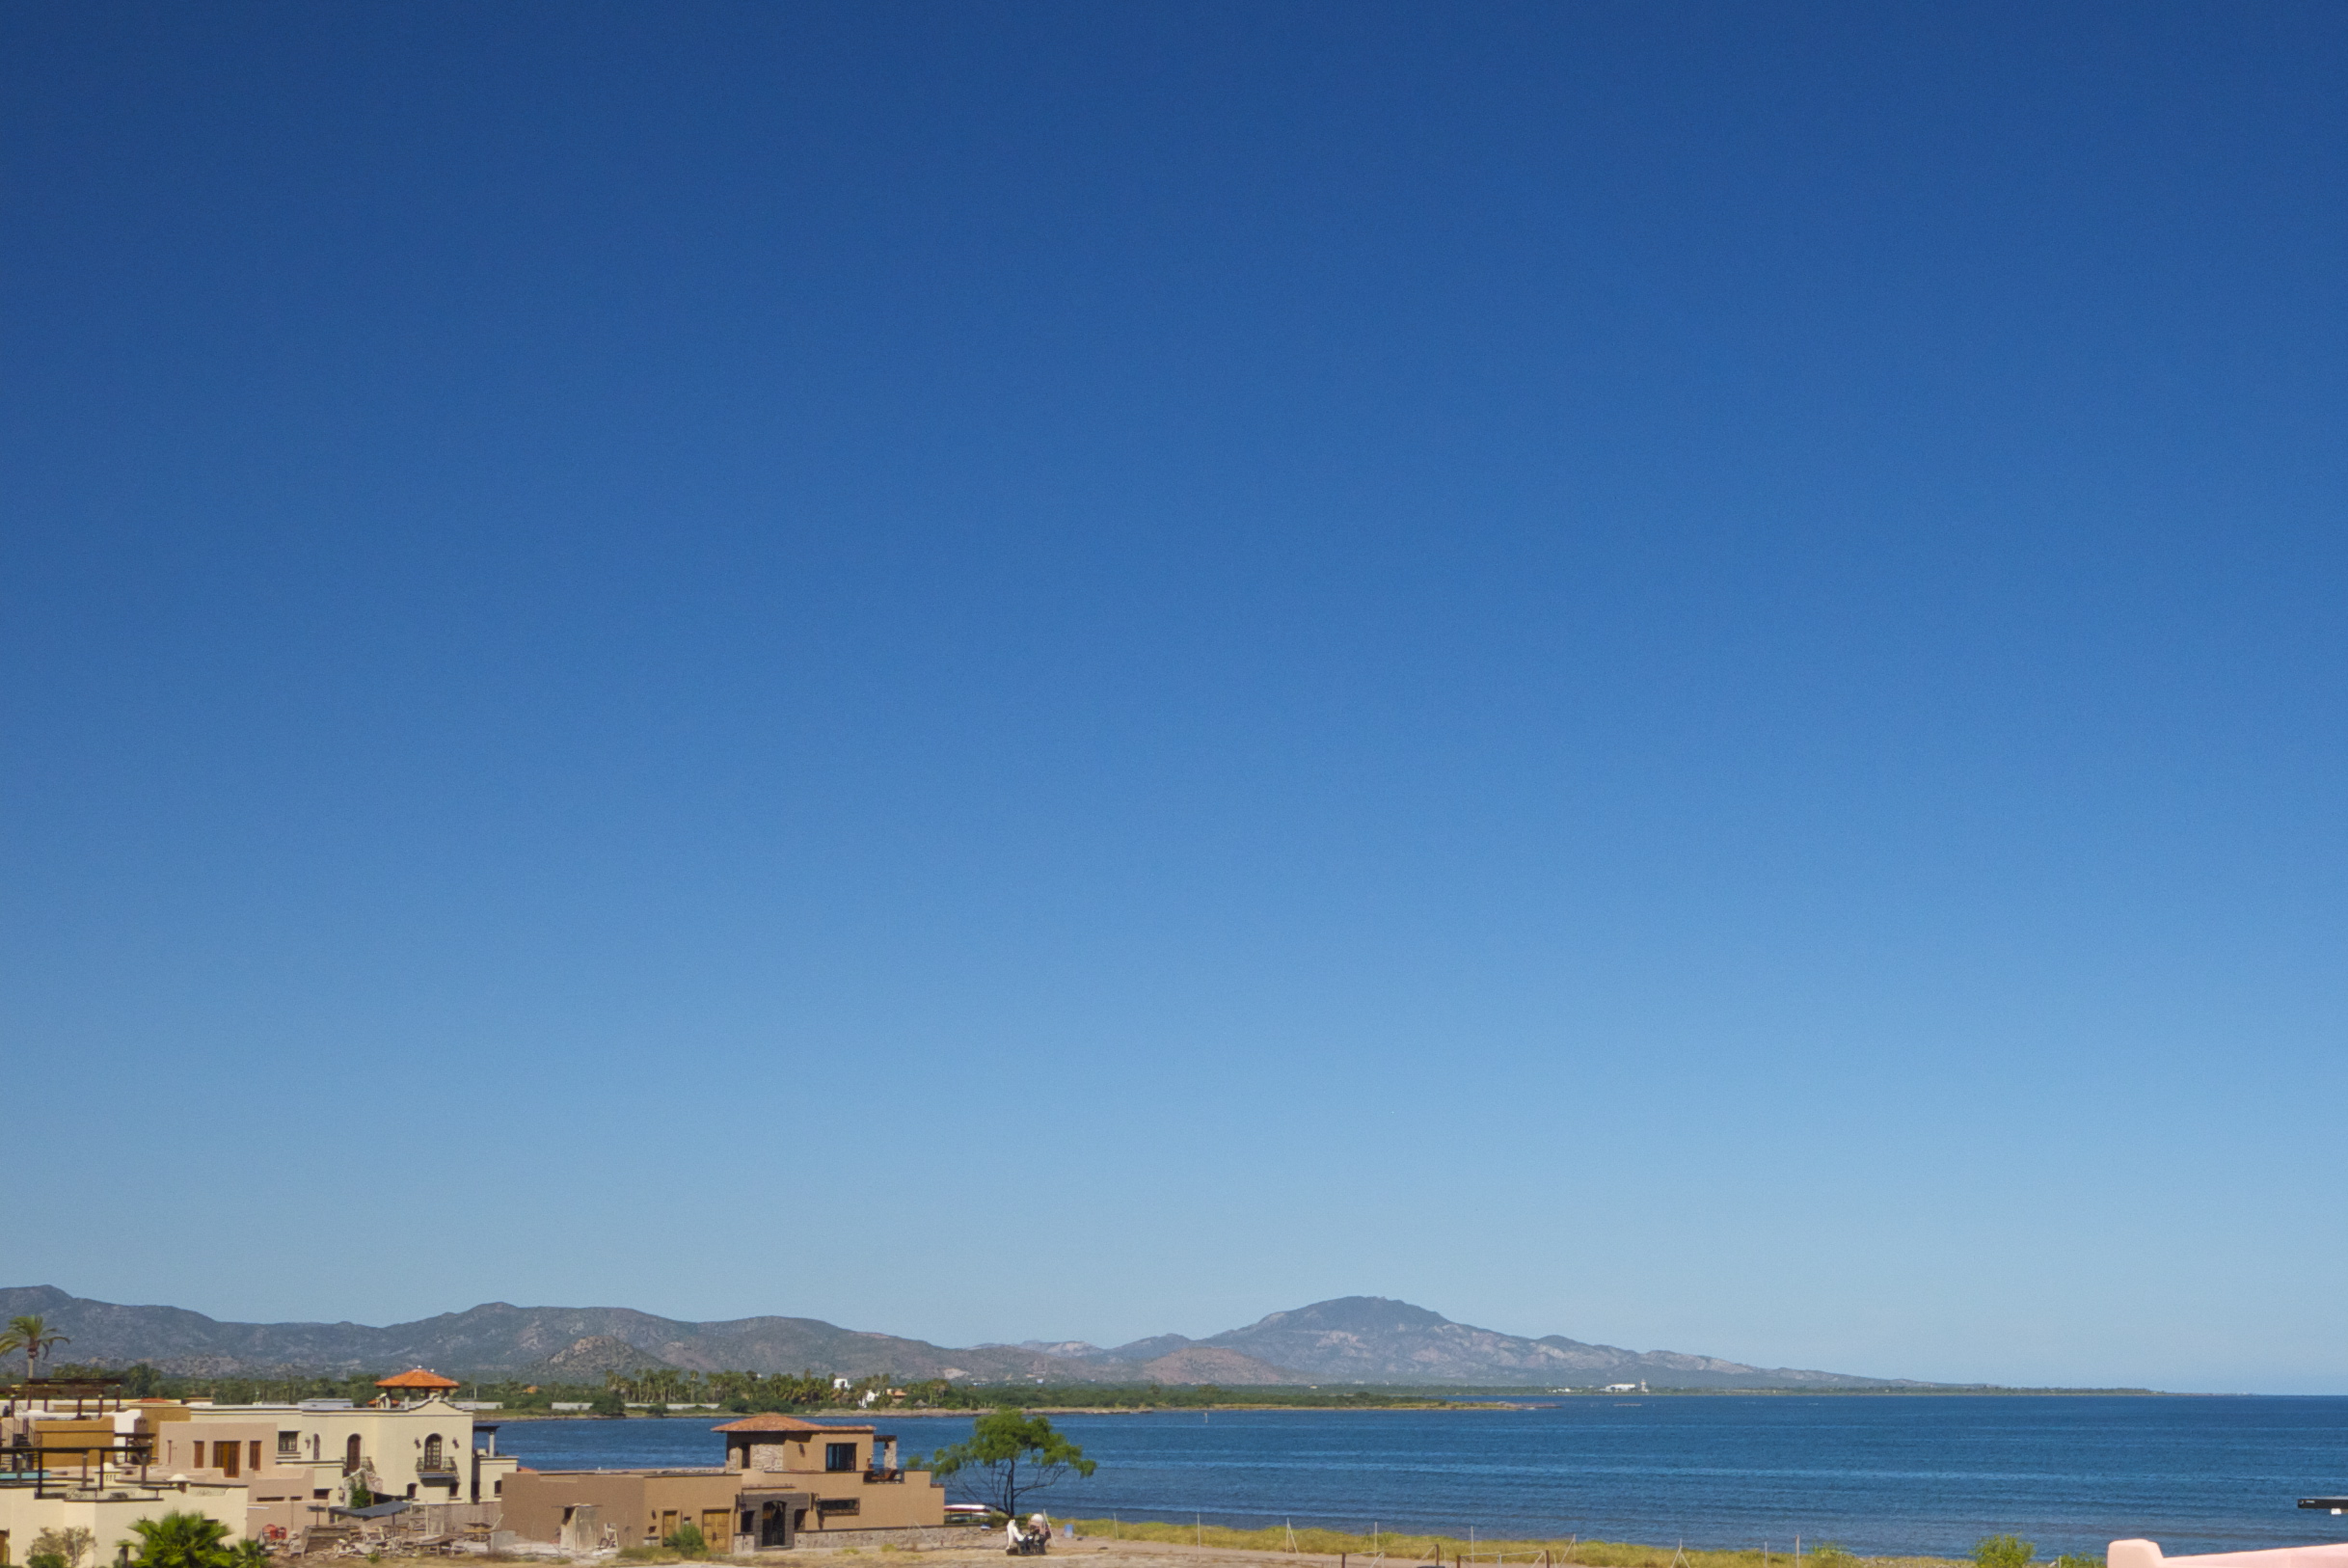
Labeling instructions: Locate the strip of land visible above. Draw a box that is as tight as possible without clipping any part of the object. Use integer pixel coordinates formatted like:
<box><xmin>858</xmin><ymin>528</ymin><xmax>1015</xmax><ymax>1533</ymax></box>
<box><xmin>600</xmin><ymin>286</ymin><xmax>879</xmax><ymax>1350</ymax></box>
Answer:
<box><xmin>303</xmin><ymin>1540</ymin><xmax>1964</xmax><ymax>1568</ymax></box>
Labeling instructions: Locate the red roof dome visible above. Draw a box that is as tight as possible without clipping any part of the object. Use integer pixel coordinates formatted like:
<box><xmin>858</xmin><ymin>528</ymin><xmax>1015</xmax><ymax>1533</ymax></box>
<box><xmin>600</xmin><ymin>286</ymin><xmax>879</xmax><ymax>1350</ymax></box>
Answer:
<box><xmin>375</xmin><ymin>1367</ymin><xmax>461</xmax><ymax>1390</ymax></box>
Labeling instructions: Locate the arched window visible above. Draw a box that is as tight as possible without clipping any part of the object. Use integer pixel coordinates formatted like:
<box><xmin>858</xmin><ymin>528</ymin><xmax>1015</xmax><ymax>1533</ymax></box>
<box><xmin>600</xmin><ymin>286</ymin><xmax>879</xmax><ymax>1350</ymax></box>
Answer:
<box><xmin>345</xmin><ymin>1434</ymin><xmax>362</xmax><ymax>1473</ymax></box>
<box><xmin>423</xmin><ymin>1435</ymin><xmax>444</xmax><ymax>1468</ymax></box>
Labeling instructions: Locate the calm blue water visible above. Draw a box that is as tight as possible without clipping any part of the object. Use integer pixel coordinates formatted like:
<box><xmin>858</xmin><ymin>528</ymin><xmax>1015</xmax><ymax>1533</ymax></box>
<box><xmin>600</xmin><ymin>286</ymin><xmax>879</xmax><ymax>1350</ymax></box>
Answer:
<box><xmin>490</xmin><ymin>1399</ymin><xmax>2348</xmax><ymax>1559</ymax></box>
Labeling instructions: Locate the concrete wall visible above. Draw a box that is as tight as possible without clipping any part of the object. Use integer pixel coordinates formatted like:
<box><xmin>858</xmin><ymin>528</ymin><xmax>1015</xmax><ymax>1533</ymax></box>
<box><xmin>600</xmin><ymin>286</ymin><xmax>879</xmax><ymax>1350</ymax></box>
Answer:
<box><xmin>0</xmin><ymin>1482</ymin><xmax>248</xmax><ymax>1564</ymax></box>
<box><xmin>502</xmin><ymin>1471</ymin><xmax>742</xmax><ymax>1549</ymax></box>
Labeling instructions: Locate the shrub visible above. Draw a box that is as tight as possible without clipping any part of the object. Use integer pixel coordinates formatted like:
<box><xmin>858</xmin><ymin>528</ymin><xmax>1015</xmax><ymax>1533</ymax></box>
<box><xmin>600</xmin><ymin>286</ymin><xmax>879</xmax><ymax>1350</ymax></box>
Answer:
<box><xmin>1976</xmin><ymin>1537</ymin><xmax>2036</xmax><ymax>1568</ymax></box>
<box><xmin>661</xmin><ymin>1525</ymin><xmax>708</xmax><ymax>1559</ymax></box>
<box><xmin>32</xmin><ymin>1527</ymin><xmax>94</xmax><ymax>1568</ymax></box>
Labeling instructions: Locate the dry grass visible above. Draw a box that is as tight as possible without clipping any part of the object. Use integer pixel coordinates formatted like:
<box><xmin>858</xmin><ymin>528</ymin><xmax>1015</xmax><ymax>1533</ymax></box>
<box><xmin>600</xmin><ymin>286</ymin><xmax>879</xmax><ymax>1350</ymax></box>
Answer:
<box><xmin>1065</xmin><ymin>1522</ymin><xmax>1962</xmax><ymax>1568</ymax></box>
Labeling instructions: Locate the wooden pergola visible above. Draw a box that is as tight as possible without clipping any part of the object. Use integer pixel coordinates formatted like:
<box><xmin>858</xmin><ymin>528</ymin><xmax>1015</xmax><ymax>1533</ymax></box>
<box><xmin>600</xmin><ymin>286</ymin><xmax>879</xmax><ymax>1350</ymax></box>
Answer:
<box><xmin>0</xmin><ymin>1374</ymin><xmax>129</xmax><ymax>1418</ymax></box>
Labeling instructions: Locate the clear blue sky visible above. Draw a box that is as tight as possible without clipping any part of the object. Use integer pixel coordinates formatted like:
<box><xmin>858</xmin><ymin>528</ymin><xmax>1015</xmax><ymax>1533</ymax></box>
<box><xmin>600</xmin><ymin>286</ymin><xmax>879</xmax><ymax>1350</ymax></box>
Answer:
<box><xmin>5</xmin><ymin>2</ymin><xmax>2345</xmax><ymax>1393</ymax></box>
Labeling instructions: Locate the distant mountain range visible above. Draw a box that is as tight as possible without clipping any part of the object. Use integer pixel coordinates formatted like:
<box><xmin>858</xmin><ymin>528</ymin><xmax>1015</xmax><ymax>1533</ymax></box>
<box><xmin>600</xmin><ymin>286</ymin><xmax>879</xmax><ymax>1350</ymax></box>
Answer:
<box><xmin>0</xmin><ymin>1285</ymin><xmax>1930</xmax><ymax>1389</ymax></box>
<box><xmin>991</xmin><ymin>1297</ymin><xmax>1930</xmax><ymax>1389</ymax></box>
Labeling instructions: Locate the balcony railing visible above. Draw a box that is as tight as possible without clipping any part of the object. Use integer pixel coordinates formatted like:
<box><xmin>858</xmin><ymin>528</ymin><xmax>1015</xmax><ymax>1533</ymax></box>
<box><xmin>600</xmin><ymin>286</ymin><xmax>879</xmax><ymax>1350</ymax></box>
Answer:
<box><xmin>862</xmin><ymin>1469</ymin><xmax>904</xmax><ymax>1483</ymax></box>
<box><xmin>418</xmin><ymin>1453</ymin><xmax>460</xmax><ymax>1474</ymax></box>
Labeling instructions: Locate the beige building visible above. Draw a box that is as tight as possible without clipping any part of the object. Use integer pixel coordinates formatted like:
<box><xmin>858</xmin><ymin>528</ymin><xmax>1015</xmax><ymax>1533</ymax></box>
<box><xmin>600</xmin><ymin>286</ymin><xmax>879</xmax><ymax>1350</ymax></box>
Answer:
<box><xmin>2</xmin><ymin>1372</ymin><xmax>516</xmax><ymax>1553</ymax></box>
<box><xmin>1</xmin><ymin>1384</ymin><xmax>247</xmax><ymax>1566</ymax></box>
<box><xmin>148</xmin><ymin>1391</ymin><xmax>517</xmax><ymax>1538</ymax></box>
<box><xmin>502</xmin><ymin>1415</ymin><xmax>944</xmax><ymax>1553</ymax></box>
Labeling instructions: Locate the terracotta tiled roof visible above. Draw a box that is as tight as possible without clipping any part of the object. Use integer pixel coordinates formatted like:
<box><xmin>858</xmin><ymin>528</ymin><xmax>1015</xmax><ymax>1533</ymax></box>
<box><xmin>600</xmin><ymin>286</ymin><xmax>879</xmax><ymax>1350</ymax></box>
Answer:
<box><xmin>711</xmin><ymin>1414</ymin><xmax>875</xmax><ymax>1433</ymax></box>
<box><xmin>374</xmin><ymin>1367</ymin><xmax>462</xmax><ymax>1390</ymax></box>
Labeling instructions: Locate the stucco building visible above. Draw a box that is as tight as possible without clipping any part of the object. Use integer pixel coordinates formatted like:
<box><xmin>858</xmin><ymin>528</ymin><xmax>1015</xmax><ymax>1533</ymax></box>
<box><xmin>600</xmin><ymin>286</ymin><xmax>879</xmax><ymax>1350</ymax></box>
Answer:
<box><xmin>1</xmin><ymin>1372</ymin><xmax>515</xmax><ymax>1556</ymax></box>
<box><xmin>501</xmin><ymin>1415</ymin><xmax>943</xmax><ymax>1553</ymax></box>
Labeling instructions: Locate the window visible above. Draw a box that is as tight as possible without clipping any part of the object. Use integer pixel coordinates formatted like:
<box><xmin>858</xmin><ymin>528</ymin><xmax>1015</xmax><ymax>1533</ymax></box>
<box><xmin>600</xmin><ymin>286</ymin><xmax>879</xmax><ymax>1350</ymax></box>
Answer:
<box><xmin>251</xmin><ymin>1442</ymin><xmax>263</xmax><ymax>1471</ymax></box>
<box><xmin>345</xmin><ymin>1435</ymin><xmax>363</xmax><ymax>1473</ymax></box>
<box><xmin>817</xmin><ymin>1499</ymin><xmax>859</xmax><ymax>1516</ymax></box>
<box><xmin>823</xmin><ymin>1443</ymin><xmax>856</xmax><ymax>1473</ymax></box>
<box><xmin>279</xmin><ymin>1432</ymin><xmax>301</xmax><ymax>1458</ymax></box>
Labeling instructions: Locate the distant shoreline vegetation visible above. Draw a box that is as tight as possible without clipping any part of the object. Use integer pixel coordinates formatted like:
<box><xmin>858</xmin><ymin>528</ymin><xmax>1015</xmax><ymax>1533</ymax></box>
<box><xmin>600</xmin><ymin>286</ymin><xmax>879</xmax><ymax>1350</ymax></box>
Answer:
<box><xmin>958</xmin><ymin>1385</ymin><xmax>2169</xmax><ymax>1408</ymax></box>
<box><xmin>56</xmin><ymin>1365</ymin><xmax>2164</xmax><ymax>1412</ymax></box>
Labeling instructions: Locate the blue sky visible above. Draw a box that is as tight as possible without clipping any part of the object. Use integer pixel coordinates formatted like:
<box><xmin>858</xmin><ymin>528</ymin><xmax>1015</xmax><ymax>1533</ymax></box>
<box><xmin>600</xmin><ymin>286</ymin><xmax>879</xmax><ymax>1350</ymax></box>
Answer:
<box><xmin>4</xmin><ymin>2</ymin><xmax>2345</xmax><ymax>1393</ymax></box>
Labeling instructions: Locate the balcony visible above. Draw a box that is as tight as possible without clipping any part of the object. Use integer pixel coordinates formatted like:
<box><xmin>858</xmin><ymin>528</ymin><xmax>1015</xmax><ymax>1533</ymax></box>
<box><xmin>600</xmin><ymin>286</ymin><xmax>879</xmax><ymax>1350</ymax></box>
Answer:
<box><xmin>418</xmin><ymin>1453</ymin><xmax>461</xmax><ymax>1476</ymax></box>
<box><xmin>862</xmin><ymin>1470</ymin><xmax>904</xmax><ymax>1484</ymax></box>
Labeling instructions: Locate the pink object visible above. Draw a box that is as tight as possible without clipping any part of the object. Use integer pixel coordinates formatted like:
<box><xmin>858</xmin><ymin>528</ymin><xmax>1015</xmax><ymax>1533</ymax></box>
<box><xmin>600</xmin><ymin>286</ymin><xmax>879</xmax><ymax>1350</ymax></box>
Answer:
<box><xmin>2112</xmin><ymin>1543</ymin><xmax>2348</xmax><ymax>1568</ymax></box>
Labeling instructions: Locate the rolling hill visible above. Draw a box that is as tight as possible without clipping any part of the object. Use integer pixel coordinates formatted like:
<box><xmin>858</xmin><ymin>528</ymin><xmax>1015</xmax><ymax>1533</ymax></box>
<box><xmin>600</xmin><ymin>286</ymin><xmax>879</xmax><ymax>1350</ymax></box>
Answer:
<box><xmin>0</xmin><ymin>1285</ymin><xmax>1924</xmax><ymax>1389</ymax></box>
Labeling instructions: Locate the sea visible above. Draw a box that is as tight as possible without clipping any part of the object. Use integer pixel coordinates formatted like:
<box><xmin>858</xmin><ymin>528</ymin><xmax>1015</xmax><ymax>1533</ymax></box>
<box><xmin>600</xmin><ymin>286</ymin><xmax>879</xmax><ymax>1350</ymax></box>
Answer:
<box><xmin>487</xmin><ymin>1398</ymin><xmax>2348</xmax><ymax>1560</ymax></box>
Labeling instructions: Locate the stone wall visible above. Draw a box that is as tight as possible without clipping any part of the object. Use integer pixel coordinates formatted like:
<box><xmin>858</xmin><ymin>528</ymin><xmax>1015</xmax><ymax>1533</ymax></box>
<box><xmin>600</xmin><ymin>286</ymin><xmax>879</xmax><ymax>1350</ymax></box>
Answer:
<box><xmin>788</xmin><ymin>1524</ymin><xmax>998</xmax><ymax>1551</ymax></box>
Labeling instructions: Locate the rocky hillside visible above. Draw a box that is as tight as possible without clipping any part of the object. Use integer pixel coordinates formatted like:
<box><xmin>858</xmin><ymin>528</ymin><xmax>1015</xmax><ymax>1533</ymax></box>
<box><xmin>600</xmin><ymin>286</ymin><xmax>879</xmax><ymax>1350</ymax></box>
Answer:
<box><xmin>1086</xmin><ymin>1297</ymin><xmax>1924</xmax><ymax>1389</ymax></box>
<box><xmin>0</xmin><ymin>1286</ymin><xmax>1069</xmax><ymax>1381</ymax></box>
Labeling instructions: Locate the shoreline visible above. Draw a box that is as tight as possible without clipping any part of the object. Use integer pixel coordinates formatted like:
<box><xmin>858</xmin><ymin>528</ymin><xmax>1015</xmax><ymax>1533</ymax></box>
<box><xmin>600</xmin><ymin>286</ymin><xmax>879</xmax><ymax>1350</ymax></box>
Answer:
<box><xmin>290</xmin><ymin>1535</ymin><xmax>1974</xmax><ymax>1568</ymax></box>
<box><xmin>477</xmin><ymin>1388</ymin><xmax>2174</xmax><ymax>1420</ymax></box>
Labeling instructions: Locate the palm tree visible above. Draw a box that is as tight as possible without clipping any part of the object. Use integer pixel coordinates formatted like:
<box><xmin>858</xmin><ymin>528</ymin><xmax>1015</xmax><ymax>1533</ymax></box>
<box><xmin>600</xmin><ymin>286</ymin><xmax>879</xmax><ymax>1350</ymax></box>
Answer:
<box><xmin>0</xmin><ymin>1315</ymin><xmax>70</xmax><ymax>1379</ymax></box>
<box><xmin>126</xmin><ymin>1512</ymin><xmax>234</xmax><ymax>1568</ymax></box>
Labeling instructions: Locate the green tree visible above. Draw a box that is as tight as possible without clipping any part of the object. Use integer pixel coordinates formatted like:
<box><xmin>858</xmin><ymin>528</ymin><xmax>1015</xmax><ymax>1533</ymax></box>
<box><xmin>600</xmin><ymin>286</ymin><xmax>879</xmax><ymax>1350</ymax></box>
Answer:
<box><xmin>1976</xmin><ymin>1536</ymin><xmax>2037</xmax><ymax>1568</ymax></box>
<box><xmin>127</xmin><ymin>1512</ymin><xmax>237</xmax><ymax>1568</ymax></box>
<box><xmin>924</xmin><ymin>1409</ymin><xmax>1095</xmax><ymax>1520</ymax></box>
<box><xmin>0</xmin><ymin>1315</ymin><xmax>71</xmax><ymax>1379</ymax></box>
<box><xmin>591</xmin><ymin>1387</ymin><xmax>627</xmax><ymax>1418</ymax></box>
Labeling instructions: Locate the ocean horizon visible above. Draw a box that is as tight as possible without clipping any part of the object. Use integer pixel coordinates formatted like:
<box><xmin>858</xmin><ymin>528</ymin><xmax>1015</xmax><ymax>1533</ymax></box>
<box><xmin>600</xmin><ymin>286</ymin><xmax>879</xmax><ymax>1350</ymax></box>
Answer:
<box><xmin>488</xmin><ymin>1396</ymin><xmax>2348</xmax><ymax>1559</ymax></box>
